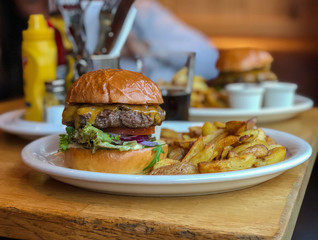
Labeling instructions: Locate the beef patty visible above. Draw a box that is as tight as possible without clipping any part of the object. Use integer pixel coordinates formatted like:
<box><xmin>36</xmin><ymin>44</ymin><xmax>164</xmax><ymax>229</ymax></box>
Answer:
<box><xmin>62</xmin><ymin>104</ymin><xmax>165</xmax><ymax>129</ymax></box>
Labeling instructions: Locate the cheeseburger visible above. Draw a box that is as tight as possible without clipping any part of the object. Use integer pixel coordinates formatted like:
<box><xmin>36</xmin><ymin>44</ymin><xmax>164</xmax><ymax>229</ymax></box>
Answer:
<box><xmin>59</xmin><ymin>69</ymin><xmax>168</xmax><ymax>174</ymax></box>
<box><xmin>211</xmin><ymin>48</ymin><xmax>277</xmax><ymax>87</ymax></box>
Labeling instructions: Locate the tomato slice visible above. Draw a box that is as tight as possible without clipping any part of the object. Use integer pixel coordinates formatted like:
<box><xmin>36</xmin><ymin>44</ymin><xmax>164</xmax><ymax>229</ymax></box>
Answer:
<box><xmin>104</xmin><ymin>126</ymin><xmax>155</xmax><ymax>136</ymax></box>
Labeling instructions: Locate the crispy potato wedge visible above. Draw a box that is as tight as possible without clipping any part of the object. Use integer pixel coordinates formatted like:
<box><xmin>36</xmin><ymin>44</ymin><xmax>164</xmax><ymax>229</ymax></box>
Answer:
<box><xmin>186</xmin><ymin>142</ymin><xmax>216</xmax><ymax>165</ymax></box>
<box><xmin>221</xmin><ymin>145</ymin><xmax>233</xmax><ymax>159</ymax></box>
<box><xmin>198</xmin><ymin>154</ymin><xmax>257</xmax><ymax>173</ymax></box>
<box><xmin>238</xmin><ymin>129</ymin><xmax>260</xmax><ymax>143</ymax></box>
<box><xmin>266</xmin><ymin>135</ymin><xmax>278</xmax><ymax>145</ymax></box>
<box><xmin>267</xmin><ymin>144</ymin><xmax>284</xmax><ymax>150</ymax></box>
<box><xmin>254</xmin><ymin>128</ymin><xmax>267</xmax><ymax>142</ymax></box>
<box><xmin>225</xmin><ymin>121</ymin><xmax>247</xmax><ymax>134</ymax></box>
<box><xmin>239</xmin><ymin>144</ymin><xmax>268</xmax><ymax>158</ymax></box>
<box><xmin>202</xmin><ymin>121</ymin><xmax>217</xmax><ymax>136</ymax></box>
<box><xmin>168</xmin><ymin>147</ymin><xmax>186</xmax><ymax>161</ymax></box>
<box><xmin>254</xmin><ymin>146</ymin><xmax>287</xmax><ymax>167</ymax></box>
<box><xmin>246</xmin><ymin>117</ymin><xmax>257</xmax><ymax>130</ymax></box>
<box><xmin>171</xmin><ymin>138</ymin><xmax>197</xmax><ymax>150</ymax></box>
<box><xmin>189</xmin><ymin>126</ymin><xmax>202</xmax><ymax>138</ymax></box>
<box><xmin>150</xmin><ymin>161</ymin><xmax>199</xmax><ymax>175</ymax></box>
<box><xmin>153</xmin><ymin>158</ymin><xmax>180</xmax><ymax>170</ymax></box>
<box><xmin>187</xmin><ymin>135</ymin><xmax>240</xmax><ymax>165</ymax></box>
<box><xmin>182</xmin><ymin>136</ymin><xmax>205</xmax><ymax>163</ymax></box>
<box><xmin>231</xmin><ymin>140</ymin><xmax>268</xmax><ymax>154</ymax></box>
<box><xmin>203</xmin><ymin>128</ymin><xmax>227</xmax><ymax>144</ymax></box>
<box><xmin>205</xmin><ymin>89</ymin><xmax>228</xmax><ymax>108</ymax></box>
<box><xmin>211</xmin><ymin>135</ymin><xmax>240</xmax><ymax>160</ymax></box>
<box><xmin>158</xmin><ymin>118</ymin><xmax>287</xmax><ymax>175</ymax></box>
<box><xmin>161</xmin><ymin>128</ymin><xmax>183</xmax><ymax>139</ymax></box>
<box><xmin>214</xmin><ymin>121</ymin><xmax>226</xmax><ymax>129</ymax></box>
<box><xmin>228</xmin><ymin>150</ymin><xmax>239</xmax><ymax>158</ymax></box>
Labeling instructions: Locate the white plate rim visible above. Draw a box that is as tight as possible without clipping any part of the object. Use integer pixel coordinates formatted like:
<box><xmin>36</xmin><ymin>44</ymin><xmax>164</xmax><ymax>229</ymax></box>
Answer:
<box><xmin>0</xmin><ymin>109</ymin><xmax>65</xmax><ymax>136</ymax></box>
<box><xmin>21</xmin><ymin>128</ymin><xmax>312</xmax><ymax>186</ymax></box>
<box><xmin>189</xmin><ymin>95</ymin><xmax>313</xmax><ymax>117</ymax></box>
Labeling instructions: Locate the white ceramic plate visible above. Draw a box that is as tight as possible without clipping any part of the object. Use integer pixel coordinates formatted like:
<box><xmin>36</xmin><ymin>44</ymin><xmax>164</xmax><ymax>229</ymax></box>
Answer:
<box><xmin>0</xmin><ymin>109</ymin><xmax>65</xmax><ymax>140</ymax></box>
<box><xmin>189</xmin><ymin>95</ymin><xmax>313</xmax><ymax>123</ymax></box>
<box><xmin>21</xmin><ymin>121</ymin><xmax>312</xmax><ymax>196</ymax></box>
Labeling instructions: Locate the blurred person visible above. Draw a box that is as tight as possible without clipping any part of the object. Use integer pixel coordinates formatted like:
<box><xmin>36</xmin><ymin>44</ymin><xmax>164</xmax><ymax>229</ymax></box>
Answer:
<box><xmin>0</xmin><ymin>0</ymin><xmax>218</xmax><ymax>100</ymax></box>
<box><xmin>84</xmin><ymin>0</ymin><xmax>219</xmax><ymax>80</ymax></box>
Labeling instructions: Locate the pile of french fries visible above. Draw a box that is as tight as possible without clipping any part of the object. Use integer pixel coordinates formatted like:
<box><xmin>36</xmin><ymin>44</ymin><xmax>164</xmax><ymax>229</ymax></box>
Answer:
<box><xmin>151</xmin><ymin>118</ymin><xmax>287</xmax><ymax>175</ymax></box>
<box><xmin>190</xmin><ymin>75</ymin><xmax>229</xmax><ymax>108</ymax></box>
<box><xmin>158</xmin><ymin>67</ymin><xmax>229</xmax><ymax>108</ymax></box>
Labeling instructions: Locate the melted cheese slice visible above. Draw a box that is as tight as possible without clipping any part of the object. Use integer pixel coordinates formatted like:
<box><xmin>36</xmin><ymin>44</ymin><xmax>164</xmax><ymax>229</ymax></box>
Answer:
<box><xmin>62</xmin><ymin>104</ymin><xmax>165</xmax><ymax>128</ymax></box>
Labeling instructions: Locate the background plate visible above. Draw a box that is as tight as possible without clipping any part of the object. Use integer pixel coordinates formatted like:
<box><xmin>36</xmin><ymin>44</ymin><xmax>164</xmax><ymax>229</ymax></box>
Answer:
<box><xmin>0</xmin><ymin>109</ymin><xmax>65</xmax><ymax>140</ymax></box>
<box><xmin>189</xmin><ymin>95</ymin><xmax>313</xmax><ymax>123</ymax></box>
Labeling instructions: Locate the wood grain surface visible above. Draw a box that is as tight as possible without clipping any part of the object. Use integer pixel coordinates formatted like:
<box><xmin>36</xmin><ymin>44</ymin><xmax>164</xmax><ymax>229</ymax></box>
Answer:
<box><xmin>0</xmin><ymin>99</ymin><xmax>318</xmax><ymax>240</ymax></box>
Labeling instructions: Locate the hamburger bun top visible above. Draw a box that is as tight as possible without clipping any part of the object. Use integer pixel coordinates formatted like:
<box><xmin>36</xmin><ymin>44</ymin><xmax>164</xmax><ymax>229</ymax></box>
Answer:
<box><xmin>66</xmin><ymin>69</ymin><xmax>163</xmax><ymax>104</ymax></box>
<box><xmin>216</xmin><ymin>48</ymin><xmax>274</xmax><ymax>72</ymax></box>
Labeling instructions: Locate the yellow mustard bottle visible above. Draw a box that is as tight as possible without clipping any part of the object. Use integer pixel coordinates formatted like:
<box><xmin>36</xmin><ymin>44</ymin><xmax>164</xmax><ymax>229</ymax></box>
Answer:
<box><xmin>22</xmin><ymin>14</ymin><xmax>57</xmax><ymax>122</ymax></box>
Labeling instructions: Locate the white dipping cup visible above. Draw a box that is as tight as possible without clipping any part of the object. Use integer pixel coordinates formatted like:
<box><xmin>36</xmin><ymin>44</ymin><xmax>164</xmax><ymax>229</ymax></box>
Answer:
<box><xmin>261</xmin><ymin>82</ymin><xmax>297</xmax><ymax>108</ymax></box>
<box><xmin>225</xmin><ymin>83</ymin><xmax>264</xmax><ymax>110</ymax></box>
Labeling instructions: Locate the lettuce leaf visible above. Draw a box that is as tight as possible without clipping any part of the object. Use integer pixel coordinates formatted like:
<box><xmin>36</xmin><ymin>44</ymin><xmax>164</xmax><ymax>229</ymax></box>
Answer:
<box><xmin>59</xmin><ymin>126</ymin><xmax>74</xmax><ymax>152</ymax></box>
<box><xmin>59</xmin><ymin>123</ymin><xmax>143</xmax><ymax>153</ymax></box>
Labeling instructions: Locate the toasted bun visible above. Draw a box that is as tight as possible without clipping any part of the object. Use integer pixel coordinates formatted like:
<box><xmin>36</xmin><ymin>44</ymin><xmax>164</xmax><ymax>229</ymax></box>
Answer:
<box><xmin>66</xmin><ymin>69</ymin><xmax>163</xmax><ymax>104</ymax></box>
<box><xmin>216</xmin><ymin>48</ymin><xmax>274</xmax><ymax>72</ymax></box>
<box><xmin>64</xmin><ymin>145</ymin><xmax>168</xmax><ymax>174</ymax></box>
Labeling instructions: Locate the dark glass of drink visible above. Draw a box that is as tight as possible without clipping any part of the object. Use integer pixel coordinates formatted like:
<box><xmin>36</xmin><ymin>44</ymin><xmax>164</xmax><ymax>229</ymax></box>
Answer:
<box><xmin>161</xmin><ymin>87</ymin><xmax>191</xmax><ymax>120</ymax></box>
<box><xmin>135</xmin><ymin>51</ymin><xmax>196</xmax><ymax>121</ymax></box>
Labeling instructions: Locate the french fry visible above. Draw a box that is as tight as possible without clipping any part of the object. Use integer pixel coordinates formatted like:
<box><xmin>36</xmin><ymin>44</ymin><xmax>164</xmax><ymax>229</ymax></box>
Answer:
<box><xmin>231</xmin><ymin>139</ymin><xmax>268</xmax><ymax>154</ymax></box>
<box><xmin>161</xmin><ymin>128</ymin><xmax>183</xmax><ymax>139</ymax></box>
<box><xmin>267</xmin><ymin>144</ymin><xmax>284</xmax><ymax>150</ymax></box>
<box><xmin>214</xmin><ymin>121</ymin><xmax>226</xmax><ymax>129</ymax></box>
<box><xmin>254</xmin><ymin>128</ymin><xmax>267</xmax><ymax>142</ymax></box>
<box><xmin>238</xmin><ymin>128</ymin><xmax>267</xmax><ymax>145</ymax></box>
<box><xmin>255</xmin><ymin>146</ymin><xmax>287</xmax><ymax>167</ymax></box>
<box><xmin>198</xmin><ymin>154</ymin><xmax>257</xmax><ymax>173</ymax></box>
<box><xmin>182</xmin><ymin>136</ymin><xmax>205</xmax><ymax>163</ymax></box>
<box><xmin>187</xmin><ymin>135</ymin><xmax>240</xmax><ymax>165</ymax></box>
<box><xmin>202</xmin><ymin>121</ymin><xmax>217</xmax><ymax>136</ymax></box>
<box><xmin>246</xmin><ymin>117</ymin><xmax>257</xmax><ymax>130</ymax></box>
<box><xmin>159</xmin><ymin>118</ymin><xmax>287</xmax><ymax>175</ymax></box>
<box><xmin>189</xmin><ymin>126</ymin><xmax>202</xmax><ymax>138</ymax></box>
<box><xmin>238</xmin><ymin>144</ymin><xmax>268</xmax><ymax>158</ymax></box>
<box><xmin>210</xmin><ymin>135</ymin><xmax>240</xmax><ymax>160</ymax></box>
<box><xmin>171</xmin><ymin>138</ymin><xmax>197</xmax><ymax>150</ymax></box>
<box><xmin>238</xmin><ymin>129</ymin><xmax>260</xmax><ymax>143</ymax></box>
<box><xmin>150</xmin><ymin>161</ymin><xmax>199</xmax><ymax>175</ymax></box>
<box><xmin>266</xmin><ymin>135</ymin><xmax>277</xmax><ymax>145</ymax></box>
<box><xmin>168</xmin><ymin>147</ymin><xmax>185</xmax><ymax>161</ymax></box>
<box><xmin>205</xmin><ymin>129</ymin><xmax>229</xmax><ymax>145</ymax></box>
<box><xmin>221</xmin><ymin>145</ymin><xmax>233</xmax><ymax>159</ymax></box>
<box><xmin>205</xmin><ymin>88</ymin><xmax>228</xmax><ymax>108</ymax></box>
<box><xmin>153</xmin><ymin>158</ymin><xmax>180</xmax><ymax>170</ymax></box>
<box><xmin>225</xmin><ymin>120</ymin><xmax>247</xmax><ymax>134</ymax></box>
<box><xmin>186</xmin><ymin>142</ymin><xmax>216</xmax><ymax>166</ymax></box>
<box><xmin>228</xmin><ymin>150</ymin><xmax>239</xmax><ymax>158</ymax></box>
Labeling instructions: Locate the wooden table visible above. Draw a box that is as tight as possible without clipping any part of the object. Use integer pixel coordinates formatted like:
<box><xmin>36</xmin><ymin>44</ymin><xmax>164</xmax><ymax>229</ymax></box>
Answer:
<box><xmin>1</xmin><ymin>98</ymin><xmax>318</xmax><ymax>240</ymax></box>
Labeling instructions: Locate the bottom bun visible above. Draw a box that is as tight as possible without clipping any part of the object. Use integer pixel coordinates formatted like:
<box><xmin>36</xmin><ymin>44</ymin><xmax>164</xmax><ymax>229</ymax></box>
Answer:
<box><xmin>64</xmin><ymin>145</ymin><xmax>168</xmax><ymax>174</ymax></box>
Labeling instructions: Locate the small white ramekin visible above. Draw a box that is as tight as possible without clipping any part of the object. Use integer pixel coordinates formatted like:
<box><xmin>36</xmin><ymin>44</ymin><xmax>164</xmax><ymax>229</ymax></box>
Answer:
<box><xmin>261</xmin><ymin>82</ymin><xmax>298</xmax><ymax>108</ymax></box>
<box><xmin>225</xmin><ymin>83</ymin><xmax>265</xmax><ymax>110</ymax></box>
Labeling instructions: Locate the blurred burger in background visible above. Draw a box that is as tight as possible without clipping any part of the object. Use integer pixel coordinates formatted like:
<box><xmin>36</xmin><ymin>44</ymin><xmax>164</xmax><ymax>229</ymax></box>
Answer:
<box><xmin>211</xmin><ymin>48</ymin><xmax>277</xmax><ymax>87</ymax></box>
